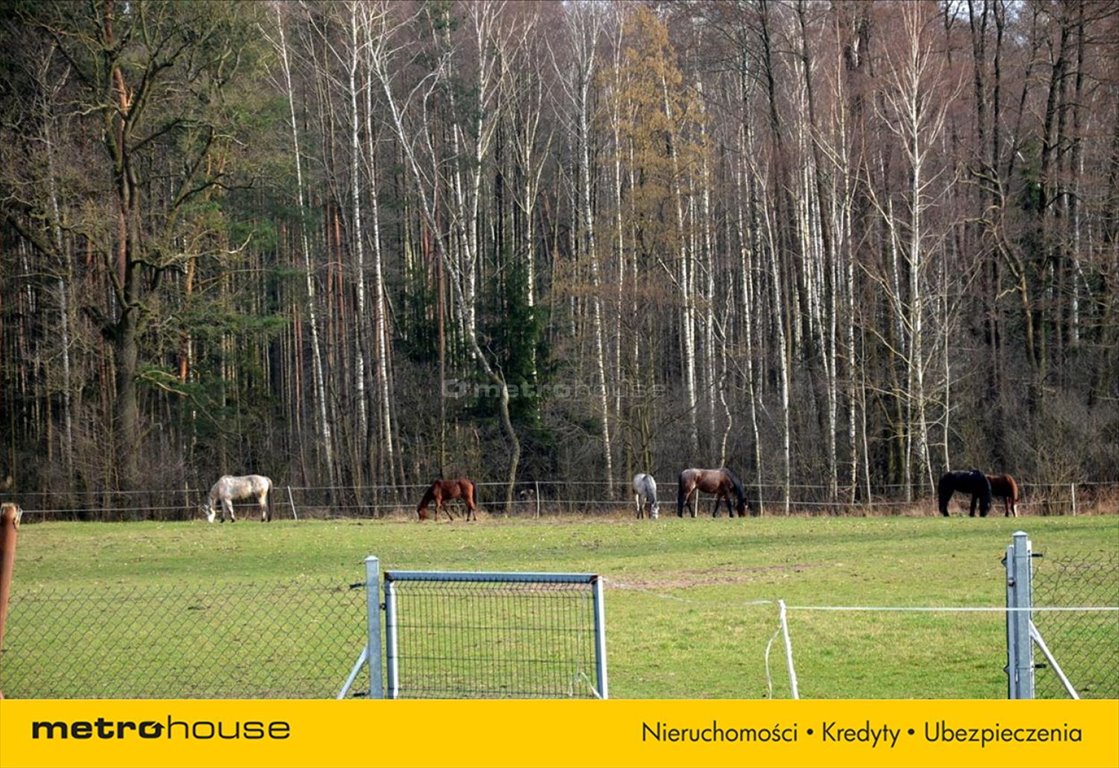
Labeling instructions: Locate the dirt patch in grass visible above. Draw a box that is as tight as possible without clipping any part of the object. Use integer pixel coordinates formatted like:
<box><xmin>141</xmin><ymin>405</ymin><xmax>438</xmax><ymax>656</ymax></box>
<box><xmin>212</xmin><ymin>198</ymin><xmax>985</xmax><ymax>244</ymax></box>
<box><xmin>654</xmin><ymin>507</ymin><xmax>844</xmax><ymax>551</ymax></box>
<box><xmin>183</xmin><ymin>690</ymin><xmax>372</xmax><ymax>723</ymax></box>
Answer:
<box><xmin>610</xmin><ymin>562</ymin><xmax>817</xmax><ymax>591</ymax></box>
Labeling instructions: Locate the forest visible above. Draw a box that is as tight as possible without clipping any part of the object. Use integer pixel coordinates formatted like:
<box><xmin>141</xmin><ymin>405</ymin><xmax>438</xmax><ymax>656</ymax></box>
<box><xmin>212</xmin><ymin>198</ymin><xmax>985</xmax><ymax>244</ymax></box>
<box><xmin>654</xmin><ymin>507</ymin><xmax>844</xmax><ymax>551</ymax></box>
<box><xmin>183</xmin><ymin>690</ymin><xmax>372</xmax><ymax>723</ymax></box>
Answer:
<box><xmin>1</xmin><ymin>0</ymin><xmax>1117</xmax><ymax>518</ymax></box>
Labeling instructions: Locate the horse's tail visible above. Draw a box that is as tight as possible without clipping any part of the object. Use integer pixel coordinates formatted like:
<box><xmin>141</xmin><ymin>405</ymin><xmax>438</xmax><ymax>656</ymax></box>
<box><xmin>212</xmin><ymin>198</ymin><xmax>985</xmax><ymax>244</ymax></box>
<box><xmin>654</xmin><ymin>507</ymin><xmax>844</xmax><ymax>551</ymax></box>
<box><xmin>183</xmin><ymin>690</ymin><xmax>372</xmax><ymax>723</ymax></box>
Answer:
<box><xmin>417</xmin><ymin>484</ymin><xmax>435</xmax><ymax>520</ymax></box>
<box><xmin>676</xmin><ymin>472</ymin><xmax>687</xmax><ymax>516</ymax></box>
<box><xmin>936</xmin><ymin>472</ymin><xmax>951</xmax><ymax>516</ymax></box>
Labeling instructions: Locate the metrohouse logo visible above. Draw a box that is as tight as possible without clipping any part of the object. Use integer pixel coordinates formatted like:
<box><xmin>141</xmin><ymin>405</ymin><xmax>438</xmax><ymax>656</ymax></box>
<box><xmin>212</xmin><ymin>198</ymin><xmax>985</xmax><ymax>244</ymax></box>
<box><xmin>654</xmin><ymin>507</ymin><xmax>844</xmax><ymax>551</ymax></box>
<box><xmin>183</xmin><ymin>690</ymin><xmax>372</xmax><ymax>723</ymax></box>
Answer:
<box><xmin>30</xmin><ymin>715</ymin><xmax>291</xmax><ymax>741</ymax></box>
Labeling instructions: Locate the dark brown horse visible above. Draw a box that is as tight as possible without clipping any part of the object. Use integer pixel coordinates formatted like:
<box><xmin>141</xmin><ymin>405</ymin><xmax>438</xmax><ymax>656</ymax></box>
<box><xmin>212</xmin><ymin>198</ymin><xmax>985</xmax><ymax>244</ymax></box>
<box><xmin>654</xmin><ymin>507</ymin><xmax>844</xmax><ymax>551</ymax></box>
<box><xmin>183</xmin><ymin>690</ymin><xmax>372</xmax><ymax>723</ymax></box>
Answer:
<box><xmin>986</xmin><ymin>474</ymin><xmax>1020</xmax><ymax>517</ymax></box>
<box><xmin>417</xmin><ymin>478</ymin><xmax>478</xmax><ymax>521</ymax></box>
<box><xmin>937</xmin><ymin>469</ymin><xmax>992</xmax><ymax>517</ymax></box>
<box><xmin>677</xmin><ymin>468</ymin><xmax>751</xmax><ymax>518</ymax></box>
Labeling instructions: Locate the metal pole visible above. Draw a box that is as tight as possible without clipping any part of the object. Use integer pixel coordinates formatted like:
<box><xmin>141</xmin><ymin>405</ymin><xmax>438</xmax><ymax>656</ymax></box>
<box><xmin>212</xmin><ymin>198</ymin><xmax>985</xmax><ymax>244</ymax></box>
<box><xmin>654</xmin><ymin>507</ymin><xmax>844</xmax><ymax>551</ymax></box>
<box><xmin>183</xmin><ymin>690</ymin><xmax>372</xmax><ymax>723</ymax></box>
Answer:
<box><xmin>384</xmin><ymin>574</ymin><xmax>399</xmax><ymax>699</ymax></box>
<box><xmin>1005</xmin><ymin>531</ymin><xmax>1034</xmax><ymax>699</ymax></box>
<box><xmin>592</xmin><ymin>575</ymin><xmax>608</xmax><ymax>699</ymax></box>
<box><xmin>364</xmin><ymin>556</ymin><xmax>383</xmax><ymax>699</ymax></box>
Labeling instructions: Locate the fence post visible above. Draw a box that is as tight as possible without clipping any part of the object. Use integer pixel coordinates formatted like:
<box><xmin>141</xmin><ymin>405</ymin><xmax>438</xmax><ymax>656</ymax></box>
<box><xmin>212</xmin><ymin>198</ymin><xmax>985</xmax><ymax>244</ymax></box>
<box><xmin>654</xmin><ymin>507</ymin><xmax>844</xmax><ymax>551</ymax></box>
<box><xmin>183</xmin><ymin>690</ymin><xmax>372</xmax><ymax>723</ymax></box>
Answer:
<box><xmin>592</xmin><ymin>575</ymin><xmax>609</xmax><ymax>699</ymax></box>
<box><xmin>384</xmin><ymin>570</ymin><xmax>399</xmax><ymax>699</ymax></box>
<box><xmin>0</xmin><ymin>503</ymin><xmax>22</xmax><ymax>658</ymax></box>
<box><xmin>286</xmin><ymin>486</ymin><xmax>298</xmax><ymax>521</ymax></box>
<box><xmin>364</xmin><ymin>556</ymin><xmax>383</xmax><ymax>699</ymax></box>
<box><xmin>338</xmin><ymin>556</ymin><xmax>385</xmax><ymax>699</ymax></box>
<box><xmin>1005</xmin><ymin>531</ymin><xmax>1035</xmax><ymax>699</ymax></box>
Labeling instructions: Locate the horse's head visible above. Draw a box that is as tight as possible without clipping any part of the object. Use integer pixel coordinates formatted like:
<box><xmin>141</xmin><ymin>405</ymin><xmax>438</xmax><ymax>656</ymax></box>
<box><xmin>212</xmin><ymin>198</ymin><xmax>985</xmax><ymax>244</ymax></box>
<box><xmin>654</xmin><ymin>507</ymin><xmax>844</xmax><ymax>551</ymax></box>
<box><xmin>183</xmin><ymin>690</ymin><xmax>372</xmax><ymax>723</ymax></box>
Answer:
<box><xmin>724</xmin><ymin>469</ymin><xmax>749</xmax><ymax>516</ymax></box>
<box><xmin>650</xmin><ymin>501</ymin><xmax>660</xmax><ymax>519</ymax></box>
<box><xmin>970</xmin><ymin>469</ymin><xmax>993</xmax><ymax>516</ymax></box>
<box><xmin>201</xmin><ymin>503</ymin><xmax>216</xmax><ymax>523</ymax></box>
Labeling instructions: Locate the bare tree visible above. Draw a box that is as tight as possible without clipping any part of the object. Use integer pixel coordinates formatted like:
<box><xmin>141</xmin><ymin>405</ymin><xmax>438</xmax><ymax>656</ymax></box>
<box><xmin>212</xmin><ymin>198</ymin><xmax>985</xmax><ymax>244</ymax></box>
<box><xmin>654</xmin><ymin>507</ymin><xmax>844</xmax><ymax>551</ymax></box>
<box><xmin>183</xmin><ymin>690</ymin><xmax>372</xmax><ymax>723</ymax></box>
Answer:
<box><xmin>369</xmin><ymin>1</ymin><xmax>523</xmax><ymax>510</ymax></box>
<box><xmin>268</xmin><ymin>4</ymin><xmax>336</xmax><ymax>488</ymax></box>
<box><xmin>868</xmin><ymin>0</ymin><xmax>962</xmax><ymax>493</ymax></box>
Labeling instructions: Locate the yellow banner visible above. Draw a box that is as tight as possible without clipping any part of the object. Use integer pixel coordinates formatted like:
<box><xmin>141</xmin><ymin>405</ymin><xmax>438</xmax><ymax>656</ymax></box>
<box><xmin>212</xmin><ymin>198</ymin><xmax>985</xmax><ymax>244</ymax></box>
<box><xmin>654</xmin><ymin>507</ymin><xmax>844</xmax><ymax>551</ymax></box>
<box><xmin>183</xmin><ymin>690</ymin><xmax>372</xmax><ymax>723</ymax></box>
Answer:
<box><xmin>1</xmin><ymin>699</ymin><xmax>1116</xmax><ymax>768</ymax></box>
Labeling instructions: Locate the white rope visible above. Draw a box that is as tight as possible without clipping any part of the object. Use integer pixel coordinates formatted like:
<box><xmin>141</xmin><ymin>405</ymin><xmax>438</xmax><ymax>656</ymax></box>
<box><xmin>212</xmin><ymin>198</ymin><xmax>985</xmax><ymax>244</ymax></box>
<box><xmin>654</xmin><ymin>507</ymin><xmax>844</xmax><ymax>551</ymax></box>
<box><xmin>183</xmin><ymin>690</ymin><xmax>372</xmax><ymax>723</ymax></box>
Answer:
<box><xmin>778</xmin><ymin>600</ymin><xmax>799</xmax><ymax>699</ymax></box>
<box><xmin>763</xmin><ymin>622</ymin><xmax>782</xmax><ymax>698</ymax></box>
<box><xmin>606</xmin><ymin>580</ymin><xmax>1118</xmax><ymax>613</ymax></box>
<box><xmin>784</xmin><ymin>605</ymin><xmax>1118</xmax><ymax>612</ymax></box>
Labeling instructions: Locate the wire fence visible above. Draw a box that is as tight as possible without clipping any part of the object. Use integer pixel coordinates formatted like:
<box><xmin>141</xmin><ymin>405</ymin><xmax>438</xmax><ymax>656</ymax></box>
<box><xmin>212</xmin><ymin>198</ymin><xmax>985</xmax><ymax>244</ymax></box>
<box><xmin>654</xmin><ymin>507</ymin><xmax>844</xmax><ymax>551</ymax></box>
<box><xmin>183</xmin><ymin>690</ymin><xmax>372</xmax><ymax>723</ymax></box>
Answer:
<box><xmin>0</xmin><ymin>579</ymin><xmax>365</xmax><ymax>699</ymax></box>
<box><xmin>0</xmin><ymin>538</ymin><xmax>1114</xmax><ymax>699</ymax></box>
<box><xmin>1031</xmin><ymin>548</ymin><xmax>1119</xmax><ymax>699</ymax></box>
<box><xmin>9</xmin><ymin>480</ymin><xmax>1117</xmax><ymax>521</ymax></box>
<box><xmin>382</xmin><ymin>573</ymin><xmax>605</xmax><ymax>699</ymax></box>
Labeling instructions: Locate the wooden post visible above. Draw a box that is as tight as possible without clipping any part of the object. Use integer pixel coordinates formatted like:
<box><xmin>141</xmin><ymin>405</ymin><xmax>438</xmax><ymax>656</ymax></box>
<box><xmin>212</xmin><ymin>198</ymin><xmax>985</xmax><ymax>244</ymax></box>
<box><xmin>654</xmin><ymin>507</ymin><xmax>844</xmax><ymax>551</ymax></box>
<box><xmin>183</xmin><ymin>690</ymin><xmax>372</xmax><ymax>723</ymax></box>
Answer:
<box><xmin>0</xmin><ymin>502</ymin><xmax>23</xmax><ymax>697</ymax></box>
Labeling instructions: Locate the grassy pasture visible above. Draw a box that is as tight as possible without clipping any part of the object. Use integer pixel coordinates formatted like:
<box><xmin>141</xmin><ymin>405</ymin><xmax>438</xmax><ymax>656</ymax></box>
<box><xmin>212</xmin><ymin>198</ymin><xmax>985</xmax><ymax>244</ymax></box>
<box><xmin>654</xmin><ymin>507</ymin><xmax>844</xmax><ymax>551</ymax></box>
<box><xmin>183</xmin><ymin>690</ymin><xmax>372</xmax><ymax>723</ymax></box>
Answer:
<box><xmin>3</xmin><ymin>512</ymin><xmax>1116</xmax><ymax>699</ymax></box>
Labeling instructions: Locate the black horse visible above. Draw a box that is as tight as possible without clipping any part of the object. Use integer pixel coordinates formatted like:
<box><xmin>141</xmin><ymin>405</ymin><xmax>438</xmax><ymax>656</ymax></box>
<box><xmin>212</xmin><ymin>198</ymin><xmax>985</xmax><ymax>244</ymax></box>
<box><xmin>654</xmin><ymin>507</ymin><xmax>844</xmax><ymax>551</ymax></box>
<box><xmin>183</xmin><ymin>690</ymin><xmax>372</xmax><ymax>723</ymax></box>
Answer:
<box><xmin>937</xmin><ymin>469</ymin><xmax>993</xmax><ymax>517</ymax></box>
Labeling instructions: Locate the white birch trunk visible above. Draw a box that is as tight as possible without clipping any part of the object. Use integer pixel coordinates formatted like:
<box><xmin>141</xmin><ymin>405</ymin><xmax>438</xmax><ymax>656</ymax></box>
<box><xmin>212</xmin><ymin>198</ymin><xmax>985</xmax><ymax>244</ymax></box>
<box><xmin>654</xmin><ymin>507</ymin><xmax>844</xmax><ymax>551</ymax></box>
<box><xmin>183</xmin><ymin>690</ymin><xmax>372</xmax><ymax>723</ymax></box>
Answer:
<box><xmin>41</xmin><ymin>64</ymin><xmax>74</xmax><ymax>480</ymax></box>
<box><xmin>347</xmin><ymin>3</ymin><xmax>369</xmax><ymax>447</ymax></box>
<box><xmin>358</xmin><ymin>4</ymin><xmax>398</xmax><ymax>487</ymax></box>
<box><xmin>371</xmin><ymin>1</ymin><xmax>521</xmax><ymax>509</ymax></box>
<box><xmin>874</xmin><ymin>3</ymin><xmax>959</xmax><ymax>495</ymax></box>
<box><xmin>578</xmin><ymin>26</ymin><xmax>615</xmax><ymax>497</ymax></box>
<box><xmin>760</xmin><ymin>186</ymin><xmax>792</xmax><ymax>515</ymax></box>
<box><xmin>698</xmin><ymin>78</ymin><xmax>717</xmax><ymax>453</ymax></box>
<box><xmin>663</xmin><ymin>76</ymin><xmax>700</xmax><ymax>456</ymax></box>
<box><xmin>274</xmin><ymin>6</ymin><xmax>335</xmax><ymax>483</ymax></box>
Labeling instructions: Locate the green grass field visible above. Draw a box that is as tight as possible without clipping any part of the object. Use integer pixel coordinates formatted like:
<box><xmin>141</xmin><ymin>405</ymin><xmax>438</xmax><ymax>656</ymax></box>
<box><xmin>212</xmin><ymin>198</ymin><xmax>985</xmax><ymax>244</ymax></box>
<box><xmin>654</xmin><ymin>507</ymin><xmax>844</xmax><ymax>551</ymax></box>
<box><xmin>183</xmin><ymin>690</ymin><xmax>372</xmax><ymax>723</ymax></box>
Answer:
<box><xmin>3</xmin><ymin>513</ymin><xmax>1116</xmax><ymax>699</ymax></box>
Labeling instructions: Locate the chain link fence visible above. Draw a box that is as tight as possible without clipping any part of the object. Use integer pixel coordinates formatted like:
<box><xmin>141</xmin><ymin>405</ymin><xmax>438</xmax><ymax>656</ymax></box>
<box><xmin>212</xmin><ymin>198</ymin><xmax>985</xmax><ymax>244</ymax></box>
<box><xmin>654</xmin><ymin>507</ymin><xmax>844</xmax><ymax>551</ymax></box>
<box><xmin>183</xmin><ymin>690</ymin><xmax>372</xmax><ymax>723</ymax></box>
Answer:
<box><xmin>381</xmin><ymin>572</ymin><xmax>606</xmax><ymax>699</ymax></box>
<box><xmin>1031</xmin><ymin>548</ymin><xmax>1119</xmax><ymax>699</ymax></box>
<box><xmin>0</xmin><ymin>578</ymin><xmax>365</xmax><ymax>698</ymax></box>
<box><xmin>1</xmin><ymin>537</ymin><xmax>1114</xmax><ymax>700</ymax></box>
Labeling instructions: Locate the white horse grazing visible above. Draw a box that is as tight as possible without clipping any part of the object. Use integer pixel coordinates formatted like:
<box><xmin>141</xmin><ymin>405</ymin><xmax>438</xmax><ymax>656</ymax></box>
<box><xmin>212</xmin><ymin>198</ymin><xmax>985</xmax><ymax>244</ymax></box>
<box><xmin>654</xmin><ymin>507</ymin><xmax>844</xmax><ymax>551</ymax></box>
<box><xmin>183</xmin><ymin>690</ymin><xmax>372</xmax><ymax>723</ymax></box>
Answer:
<box><xmin>633</xmin><ymin>473</ymin><xmax>659</xmax><ymax>519</ymax></box>
<box><xmin>203</xmin><ymin>475</ymin><xmax>272</xmax><ymax>523</ymax></box>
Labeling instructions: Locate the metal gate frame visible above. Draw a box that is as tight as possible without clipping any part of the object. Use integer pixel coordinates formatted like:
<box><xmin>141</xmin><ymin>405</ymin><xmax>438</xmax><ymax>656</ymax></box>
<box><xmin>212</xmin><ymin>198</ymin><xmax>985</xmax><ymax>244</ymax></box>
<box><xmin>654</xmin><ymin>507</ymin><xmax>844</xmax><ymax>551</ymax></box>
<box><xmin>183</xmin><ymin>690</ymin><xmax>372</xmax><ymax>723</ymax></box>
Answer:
<box><xmin>339</xmin><ymin>556</ymin><xmax>607</xmax><ymax>699</ymax></box>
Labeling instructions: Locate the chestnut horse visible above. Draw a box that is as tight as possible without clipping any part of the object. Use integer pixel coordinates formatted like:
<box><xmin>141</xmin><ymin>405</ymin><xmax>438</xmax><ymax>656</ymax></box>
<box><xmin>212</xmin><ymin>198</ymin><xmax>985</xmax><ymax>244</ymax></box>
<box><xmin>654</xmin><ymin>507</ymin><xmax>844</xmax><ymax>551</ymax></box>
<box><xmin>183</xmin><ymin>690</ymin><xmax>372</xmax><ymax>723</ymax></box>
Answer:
<box><xmin>677</xmin><ymin>468</ymin><xmax>751</xmax><ymax>518</ymax></box>
<box><xmin>986</xmin><ymin>474</ymin><xmax>1020</xmax><ymax>517</ymax></box>
<box><xmin>937</xmin><ymin>469</ymin><xmax>992</xmax><ymax>517</ymax></box>
<box><xmin>417</xmin><ymin>478</ymin><xmax>477</xmax><ymax>521</ymax></box>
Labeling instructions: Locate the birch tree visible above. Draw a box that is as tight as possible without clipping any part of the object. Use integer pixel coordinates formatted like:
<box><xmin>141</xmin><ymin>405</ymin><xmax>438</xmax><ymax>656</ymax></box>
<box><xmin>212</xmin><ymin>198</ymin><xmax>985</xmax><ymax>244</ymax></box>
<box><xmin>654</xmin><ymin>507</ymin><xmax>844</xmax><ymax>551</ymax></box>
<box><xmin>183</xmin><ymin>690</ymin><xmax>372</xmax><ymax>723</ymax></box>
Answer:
<box><xmin>559</xmin><ymin>1</ymin><xmax>615</xmax><ymax>494</ymax></box>
<box><xmin>269</xmin><ymin>4</ymin><xmax>336</xmax><ymax>487</ymax></box>
<box><xmin>357</xmin><ymin>3</ymin><xmax>399</xmax><ymax>488</ymax></box>
<box><xmin>369</xmin><ymin>1</ymin><xmax>523</xmax><ymax>509</ymax></box>
<box><xmin>871</xmin><ymin>0</ymin><xmax>961</xmax><ymax>493</ymax></box>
